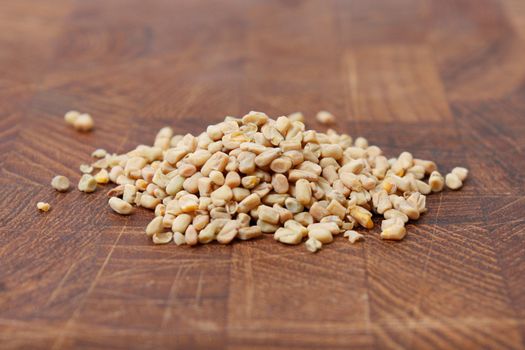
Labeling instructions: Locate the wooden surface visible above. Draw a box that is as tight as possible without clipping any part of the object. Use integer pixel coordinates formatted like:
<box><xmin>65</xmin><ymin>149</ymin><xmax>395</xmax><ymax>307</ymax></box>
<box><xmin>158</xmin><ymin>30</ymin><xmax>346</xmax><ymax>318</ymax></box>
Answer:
<box><xmin>1</xmin><ymin>0</ymin><xmax>525</xmax><ymax>349</ymax></box>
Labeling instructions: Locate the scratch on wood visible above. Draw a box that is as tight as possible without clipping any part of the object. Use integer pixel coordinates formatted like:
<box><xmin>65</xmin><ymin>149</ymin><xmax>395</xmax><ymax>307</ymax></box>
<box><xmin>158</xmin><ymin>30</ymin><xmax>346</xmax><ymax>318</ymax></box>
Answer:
<box><xmin>50</xmin><ymin>220</ymin><xmax>127</xmax><ymax>350</ymax></box>
<box><xmin>490</xmin><ymin>197</ymin><xmax>525</xmax><ymax>217</ymax></box>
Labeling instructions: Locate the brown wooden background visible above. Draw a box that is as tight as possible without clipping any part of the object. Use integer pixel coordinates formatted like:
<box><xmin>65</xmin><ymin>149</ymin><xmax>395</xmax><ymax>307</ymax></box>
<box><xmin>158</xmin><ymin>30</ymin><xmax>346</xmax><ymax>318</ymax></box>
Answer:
<box><xmin>1</xmin><ymin>0</ymin><xmax>525</xmax><ymax>349</ymax></box>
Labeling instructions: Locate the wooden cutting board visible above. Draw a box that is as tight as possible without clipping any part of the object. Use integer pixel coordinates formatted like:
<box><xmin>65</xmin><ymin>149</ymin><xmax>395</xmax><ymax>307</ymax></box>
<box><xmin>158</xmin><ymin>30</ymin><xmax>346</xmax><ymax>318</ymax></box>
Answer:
<box><xmin>1</xmin><ymin>0</ymin><xmax>524</xmax><ymax>349</ymax></box>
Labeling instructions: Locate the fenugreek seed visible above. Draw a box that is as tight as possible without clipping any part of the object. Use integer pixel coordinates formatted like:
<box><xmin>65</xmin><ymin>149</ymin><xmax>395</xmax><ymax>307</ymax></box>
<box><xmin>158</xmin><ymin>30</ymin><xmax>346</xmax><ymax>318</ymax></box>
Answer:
<box><xmin>173</xmin><ymin>232</ymin><xmax>186</xmax><ymax>246</ymax></box>
<box><xmin>380</xmin><ymin>222</ymin><xmax>406</xmax><ymax>240</ymax></box>
<box><xmin>316</xmin><ymin>111</ymin><xmax>335</xmax><ymax>124</ymax></box>
<box><xmin>240</xmin><ymin>142</ymin><xmax>267</xmax><ymax>154</ymax></box>
<box><xmin>294</xmin><ymin>212</ymin><xmax>314</xmax><ymax>226</ymax></box>
<box><xmin>257</xmin><ymin>205</ymin><xmax>280</xmax><ymax>225</ymax></box>
<box><xmin>384</xmin><ymin>209</ymin><xmax>409</xmax><ymax>223</ymax></box>
<box><xmin>37</xmin><ymin>202</ymin><xmax>50</xmax><ymax>212</ymax></box>
<box><xmin>349</xmin><ymin>206</ymin><xmax>373</xmax><ymax>229</ymax></box>
<box><xmin>73</xmin><ymin>113</ymin><xmax>94</xmax><ymax>132</ymax></box>
<box><xmin>179</xmin><ymin>194</ymin><xmax>199</xmax><ymax>212</ymax></box>
<box><xmin>451</xmin><ymin>167</ymin><xmax>468</xmax><ymax>181</ymax></box>
<box><xmin>238</xmin><ymin>226</ymin><xmax>262</xmax><ymax>240</ymax></box>
<box><xmin>183</xmin><ymin>172</ymin><xmax>202</xmax><ymax>194</ymax></box>
<box><xmin>320</xmin><ymin>215</ymin><xmax>343</xmax><ymax>228</ymax></box>
<box><xmin>225</xmin><ymin>171</ymin><xmax>241</xmax><ymax>188</ymax></box>
<box><xmin>344</xmin><ymin>230</ymin><xmax>364</xmax><ymax>244</ymax></box>
<box><xmin>216</xmin><ymin>220</ymin><xmax>239</xmax><ymax>244</ymax></box>
<box><xmin>414</xmin><ymin>159</ymin><xmax>437</xmax><ymax>174</ymax></box>
<box><xmin>178</xmin><ymin>163</ymin><xmax>197</xmax><ymax>177</ymax></box>
<box><xmin>308</xmin><ymin>222</ymin><xmax>340</xmax><ymax>235</ymax></box>
<box><xmin>242</xmin><ymin>111</ymin><xmax>269</xmax><ymax>126</ymax></box>
<box><xmin>274</xmin><ymin>116</ymin><xmax>292</xmax><ymax>135</ymax></box>
<box><xmin>79</xmin><ymin>164</ymin><xmax>93</xmax><ymax>174</ymax></box>
<box><xmin>415</xmin><ymin>179</ymin><xmax>431</xmax><ymax>194</ymax></box>
<box><xmin>398</xmin><ymin>201</ymin><xmax>420</xmax><ymax>220</ymax></box>
<box><xmin>166</xmin><ymin>175</ymin><xmax>185</xmax><ymax>196</ymax></box>
<box><xmin>309</xmin><ymin>202</ymin><xmax>329</xmax><ymax>221</ymax></box>
<box><xmin>78</xmin><ymin>174</ymin><xmax>97</xmax><ymax>193</ymax></box>
<box><xmin>288</xmin><ymin>112</ymin><xmax>305</xmax><ymax>123</ymax></box>
<box><xmin>108</xmin><ymin>197</ymin><xmax>133</xmax><ymax>215</ymax></box>
<box><xmin>198</xmin><ymin>223</ymin><xmax>218</xmax><ymax>243</ymax></box>
<box><xmin>429</xmin><ymin>171</ymin><xmax>445</xmax><ymax>192</ymax></box>
<box><xmin>51</xmin><ymin>175</ymin><xmax>70</xmax><ymax>192</ymax></box>
<box><xmin>171</xmin><ymin>213</ymin><xmax>192</xmax><ymax>233</ymax></box>
<box><xmin>270</xmin><ymin>157</ymin><xmax>292</xmax><ymax>173</ymax></box>
<box><xmin>326</xmin><ymin>199</ymin><xmax>346</xmax><ymax>219</ymax></box>
<box><xmin>295</xmin><ymin>179</ymin><xmax>312</xmax><ymax>206</ymax></box>
<box><xmin>254</xmin><ymin>148</ymin><xmax>281</xmax><ymax>167</ymax></box>
<box><xmin>208</xmin><ymin>170</ymin><xmax>224</xmax><ymax>186</ymax></box>
<box><xmin>241</xmin><ymin>175</ymin><xmax>260</xmax><ymax>189</ymax></box>
<box><xmin>445</xmin><ymin>173</ymin><xmax>463</xmax><ymax>190</ymax></box>
<box><xmin>122</xmin><ymin>184</ymin><xmax>137</xmax><ymax>203</ymax></box>
<box><xmin>237</xmin><ymin>193</ymin><xmax>260</xmax><ymax>213</ymax></box>
<box><xmin>116</xmin><ymin>175</ymin><xmax>134</xmax><ymax>185</ymax></box>
<box><xmin>307</xmin><ymin>227</ymin><xmax>333</xmax><ymax>244</ymax></box>
<box><xmin>285</xmin><ymin>197</ymin><xmax>304</xmax><ymax>214</ymax></box>
<box><xmin>91</xmin><ymin>148</ymin><xmax>107</xmax><ymax>158</ymax></box>
<box><xmin>146</xmin><ymin>216</ymin><xmax>164</xmax><ymax>236</ymax></box>
<box><xmin>274</xmin><ymin>228</ymin><xmax>302</xmax><ymax>245</ymax></box>
<box><xmin>184</xmin><ymin>225</ymin><xmax>198</xmax><ymax>245</ymax></box>
<box><xmin>284</xmin><ymin>220</ymin><xmax>308</xmax><ymax>237</ymax></box>
<box><xmin>211</xmin><ymin>184</ymin><xmax>233</xmax><ymax>202</ymax></box>
<box><xmin>252</xmin><ymin>183</ymin><xmax>272</xmax><ymax>198</ymax></box>
<box><xmin>187</xmin><ymin>149</ymin><xmax>212</xmax><ymax>167</ymax></box>
<box><xmin>153</xmin><ymin>232</ymin><xmax>173</xmax><ymax>244</ymax></box>
<box><xmin>354</xmin><ymin>137</ymin><xmax>368</xmax><ymax>149</ymax></box>
<box><xmin>305</xmin><ymin>237</ymin><xmax>322</xmax><ymax>252</ymax></box>
<box><xmin>258</xmin><ymin>219</ymin><xmax>280</xmax><ymax>233</ymax></box>
<box><xmin>287</xmin><ymin>169</ymin><xmax>319</xmax><ymax>182</ymax></box>
<box><xmin>155</xmin><ymin>203</ymin><xmax>166</xmax><ymax>216</ymax></box>
<box><xmin>64</xmin><ymin>110</ymin><xmax>80</xmax><ymax>125</ymax></box>
<box><xmin>94</xmin><ymin>169</ymin><xmax>109</xmax><ymax>184</ymax></box>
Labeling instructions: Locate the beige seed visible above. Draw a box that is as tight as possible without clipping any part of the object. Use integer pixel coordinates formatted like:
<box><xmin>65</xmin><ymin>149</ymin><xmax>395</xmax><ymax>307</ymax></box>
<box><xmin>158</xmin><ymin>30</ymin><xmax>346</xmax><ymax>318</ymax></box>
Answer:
<box><xmin>380</xmin><ymin>223</ymin><xmax>406</xmax><ymax>241</ymax></box>
<box><xmin>288</xmin><ymin>112</ymin><xmax>305</xmax><ymax>123</ymax></box>
<box><xmin>445</xmin><ymin>172</ymin><xmax>463</xmax><ymax>190</ymax></box>
<box><xmin>258</xmin><ymin>219</ymin><xmax>280</xmax><ymax>233</ymax></box>
<box><xmin>73</xmin><ymin>113</ymin><xmax>94</xmax><ymax>132</ymax></box>
<box><xmin>305</xmin><ymin>237</ymin><xmax>322</xmax><ymax>252</ymax></box>
<box><xmin>94</xmin><ymin>169</ymin><xmax>109</xmax><ymax>184</ymax></box>
<box><xmin>225</xmin><ymin>171</ymin><xmax>241</xmax><ymax>188</ymax></box>
<box><xmin>91</xmin><ymin>148</ymin><xmax>107</xmax><ymax>158</ymax></box>
<box><xmin>254</xmin><ymin>148</ymin><xmax>281</xmax><ymax>167</ymax></box>
<box><xmin>295</xmin><ymin>179</ymin><xmax>312</xmax><ymax>206</ymax></box>
<box><xmin>429</xmin><ymin>171</ymin><xmax>445</xmax><ymax>192</ymax></box>
<box><xmin>316</xmin><ymin>111</ymin><xmax>335</xmax><ymax>124</ymax></box>
<box><xmin>270</xmin><ymin>157</ymin><xmax>292</xmax><ymax>173</ymax></box>
<box><xmin>257</xmin><ymin>205</ymin><xmax>280</xmax><ymax>225</ymax></box>
<box><xmin>37</xmin><ymin>202</ymin><xmax>51</xmax><ymax>212</ymax></box>
<box><xmin>108</xmin><ymin>197</ymin><xmax>133</xmax><ymax>215</ymax></box>
<box><xmin>184</xmin><ymin>225</ymin><xmax>198</xmax><ymax>245</ymax></box>
<box><xmin>211</xmin><ymin>185</ymin><xmax>233</xmax><ymax>202</ymax></box>
<box><xmin>152</xmin><ymin>232</ymin><xmax>173</xmax><ymax>244</ymax></box>
<box><xmin>209</xmin><ymin>170</ymin><xmax>225</xmax><ymax>186</ymax></box>
<box><xmin>216</xmin><ymin>220</ymin><xmax>239</xmax><ymax>244</ymax></box>
<box><xmin>307</xmin><ymin>227</ymin><xmax>333</xmax><ymax>244</ymax></box>
<box><xmin>79</xmin><ymin>164</ymin><xmax>93</xmax><ymax>174</ymax></box>
<box><xmin>326</xmin><ymin>199</ymin><xmax>346</xmax><ymax>220</ymax></box>
<box><xmin>64</xmin><ymin>110</ymin><xmax>80</xmax><ymax>125</ymax></box>
<box><xmin>284</xmin><ymin>220</ymin><xmax>308</xmax><ymax>238</ymax></box>
<box><xmin>146</xmin><ymin>216</ymin><xmax>164</xmax><ymax>236</ymax></box>
<box><xmin>294</xmin><ymin>212</ymin><xmax>314</xmax><ymax>226</ymax></box>
<box><xmin>140</xmin><ymin>194</ymin><xmax>161</xmax><ymax>209</ymax></box>
<box><xmin>274</xmin><ymin>228</ymin><xmax>302</xmax><ymax>245</ymax></box>
<box><xmin>238</xmin><ymin>226</ymin><xmax>263</xmax><ymax>240</ymax></box>
<box><xmin>285</xmin><ymin>197</ymin><xmax>304</xmax><ymax>214</ymax></box>
<box><xmin>51</xmin><ymin>175</ymin><xmax>70</xmax><ymax>192</ymax></box>
<box><xmin>78</xmin><ymin>174</ymin><xmax>97</xmax><ymax>193</ymax></box>
<box><xmin>173</xmin><ymin>232</ymin><xmax>186</xmax><ymax>245</ymax></box>
<box><xmin>344</xmin><ymin>230</ymin><xmax>364</xmax><ymax>244</ymax></box>
<box><xmin>172</xmin><ymin>214</ymin><xmax>192</xmax><ymax>233</ymax></box>
<box><xmin>349</xmin><ymin>206</ymin><xmax>374</xmax><ymax>229</ymax></box>
<box><xmin>452</xmin><ymin>167</ymin><xmax>468</xmax><ymax>181</ymax></box>
<box><xmin>122</xmin><ymin>184</ymin><xmax>137</xmax><ymax>203</ymax></box>
<box><xmin>383</xmin><ymin>209</ymin><xmax>409</xmax><ymax>223</ymax></box>
<box><xmin>241</xmin><ymin>175</ymin><xmax>260</xmax><ymax>189</ymax></box>
<box><xmin>309</xmin><ymin>202</ymin><xmax>330</xmax><ymax>222</ymax></box>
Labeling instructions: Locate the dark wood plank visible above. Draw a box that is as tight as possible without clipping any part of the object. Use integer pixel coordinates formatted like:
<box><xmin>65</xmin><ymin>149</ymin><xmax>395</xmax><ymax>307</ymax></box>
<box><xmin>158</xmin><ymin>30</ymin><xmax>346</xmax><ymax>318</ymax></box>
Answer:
<box><xmin>0</xmin><ymin>0</ymin><xmax>524</xmax><ymax>349</ymax></box>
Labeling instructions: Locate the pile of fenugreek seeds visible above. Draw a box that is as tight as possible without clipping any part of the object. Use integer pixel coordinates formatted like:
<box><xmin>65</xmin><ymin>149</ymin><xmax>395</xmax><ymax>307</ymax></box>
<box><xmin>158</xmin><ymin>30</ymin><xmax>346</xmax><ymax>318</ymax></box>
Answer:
<box><xmin>41</xmin><ymin>110</ymin><xmax>468</xmax><ymax>253</ymax></box>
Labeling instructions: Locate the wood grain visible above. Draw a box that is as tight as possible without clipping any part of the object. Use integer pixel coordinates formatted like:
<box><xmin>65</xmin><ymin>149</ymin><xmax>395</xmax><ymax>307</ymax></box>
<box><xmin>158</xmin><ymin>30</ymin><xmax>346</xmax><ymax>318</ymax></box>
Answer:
<box><xmin>1</xmin><ymin>0</ymin><xmax>524</xmax><ymax>349</ymax></box>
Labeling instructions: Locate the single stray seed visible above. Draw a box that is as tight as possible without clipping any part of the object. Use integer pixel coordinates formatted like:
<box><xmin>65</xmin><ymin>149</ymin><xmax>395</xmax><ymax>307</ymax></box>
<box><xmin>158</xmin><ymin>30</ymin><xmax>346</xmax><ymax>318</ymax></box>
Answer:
<box><xmin>108</xmin><ymin>197</ymin><xmax>133</xmax><ymax>215</ymax></box>
<box><xmin>37</xmin><ymin>202</ymin><xmax>51</xmax><ymax>212</ymax></box>
<box><xmin>51</xmin><ymin>175</ymin><xmax>70</xmax><ymax>192</ymax></box>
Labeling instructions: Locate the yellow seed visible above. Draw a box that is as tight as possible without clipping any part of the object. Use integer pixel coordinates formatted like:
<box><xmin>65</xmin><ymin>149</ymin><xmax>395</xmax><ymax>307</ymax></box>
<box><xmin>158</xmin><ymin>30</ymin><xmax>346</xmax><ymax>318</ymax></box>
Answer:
<box><xmin>37</xmin><ymin>202</ymin><xmax>51</xmax><ymax>212</ymax></box>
